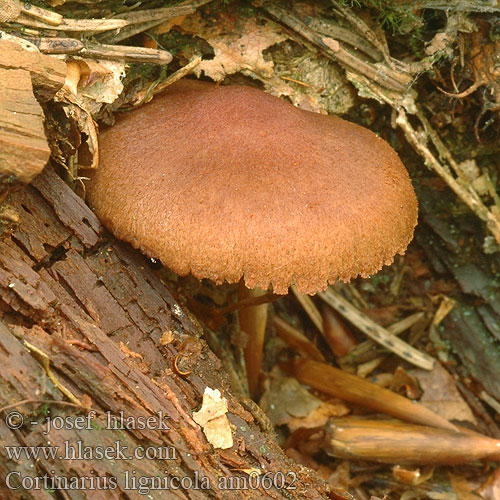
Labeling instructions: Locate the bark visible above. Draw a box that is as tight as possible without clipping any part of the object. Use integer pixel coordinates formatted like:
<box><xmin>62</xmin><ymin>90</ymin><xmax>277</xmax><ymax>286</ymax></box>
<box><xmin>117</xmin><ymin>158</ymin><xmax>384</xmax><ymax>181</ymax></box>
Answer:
<box><xmin>416</xmin><ymin>183</ymin><xmax>500</xmax><ymax>402</ymax></box>
<box><xmin>0</xmin><ymin>166</ymin><xmax>331</xmax><ymax>500</ymax></box>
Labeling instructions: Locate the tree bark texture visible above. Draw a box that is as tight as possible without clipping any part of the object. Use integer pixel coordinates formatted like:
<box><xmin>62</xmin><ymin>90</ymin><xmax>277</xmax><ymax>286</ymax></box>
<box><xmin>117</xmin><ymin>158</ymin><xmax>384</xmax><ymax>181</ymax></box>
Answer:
<box><xmin>0</xmin><ymin>166</ymin><xmax>331</xmax><ymax>500</ymax></box>
<box><xmin>415</xmin><ymin>182</ymin><xmax>500</xmax><ymax>402</ymax></box>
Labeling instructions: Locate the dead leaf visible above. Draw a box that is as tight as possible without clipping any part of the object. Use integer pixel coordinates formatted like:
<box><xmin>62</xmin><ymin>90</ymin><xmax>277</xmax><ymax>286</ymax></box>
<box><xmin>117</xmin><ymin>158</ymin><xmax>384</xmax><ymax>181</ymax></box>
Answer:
<box><xmin>477</xmin><ymin>465</ymin><xmax>500</xmax><ymax>500</ymax></box>
<box><xmin>449</xmin><ymin>472</ymin><xmax>483</xmax><ymax>500</ymax></box>
<box><xmin>180</xmin><ymin>10</ymin><xmax>286</xmax><ymax>82</ymax></box>
<box><xmin>325</xmin><ymin>460</ymin><xmax>352</xmax><ymax>492</ymax></box>
<box><xmin>180</xmin><ymin>8</ymin><xmax>347</xmax><ymax>113</ymax></box>
<box><xmin>412</xmin><ymin>363</ymin><xmax>476</xmax><ymax>425</ymax></box>
<box><xmin>260</xmin><ymin>376</ymin><xmax>322</xmax><ymax>427</ymax></box>
<box><xmin>390</xmin><ymin>366</ymin><xmax>422</xmax><ymax>400</ymax></box>
<box><xmin>464</xmin><ymin>24</ymin><xmax>500</xmax><ymax>102</ymax></box>
<box><xmin>193</xmin><ymin>387</ymin><xmax>233</xmax><ymax>449</ymax></box>
<box><xmin>287</xmin><ymin>400</ymin><xmax>350</xmax><ymax>432</ymax></box>
<box><xmin>64</xmin><ymin>59</ymin><xmax>125</xmax><ymax>109</ymax></box>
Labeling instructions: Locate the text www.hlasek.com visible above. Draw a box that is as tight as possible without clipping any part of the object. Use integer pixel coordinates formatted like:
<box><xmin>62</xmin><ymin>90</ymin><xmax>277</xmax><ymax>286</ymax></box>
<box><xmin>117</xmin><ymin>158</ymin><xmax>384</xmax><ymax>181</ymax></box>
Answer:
<box><xmin>5</xmin><ymin>440</ymin><xmax>176</xmax><ymax>461</ymax></box>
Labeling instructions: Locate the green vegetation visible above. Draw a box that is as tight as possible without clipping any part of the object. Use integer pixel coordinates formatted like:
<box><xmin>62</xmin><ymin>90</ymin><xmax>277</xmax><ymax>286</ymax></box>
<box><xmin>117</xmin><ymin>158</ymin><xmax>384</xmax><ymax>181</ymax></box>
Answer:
<box><xmin>339</xmin><ymin>0</ymin><xmax>422</xmax><ymax>35</ymax></box>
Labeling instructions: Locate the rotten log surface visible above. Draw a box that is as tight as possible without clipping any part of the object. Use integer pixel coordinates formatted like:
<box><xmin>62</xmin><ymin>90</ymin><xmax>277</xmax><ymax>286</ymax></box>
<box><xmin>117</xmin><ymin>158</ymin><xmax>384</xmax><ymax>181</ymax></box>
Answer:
<box><xmin>0</xmin><ymin>34</ymin><xmax>65</xmax><ymax>193</ymax></box>
<box><xmin>415</xmin><ymin>182</ymin><xmax>500</xmax><ymax>402</ymax></box>
<box><xmin>0</xmin><ymin>166</ymin><xmax>330</xmax><ymax>500</ymax></box>
<box><xmin>0</xmin><ymin>67</ymin><xmax>50</xmax><ymax>190</ymax></box>
<box><xmin>0</xmin><ymin>35</ymin><xmax>66</xmax><ymax>103</ymax></box>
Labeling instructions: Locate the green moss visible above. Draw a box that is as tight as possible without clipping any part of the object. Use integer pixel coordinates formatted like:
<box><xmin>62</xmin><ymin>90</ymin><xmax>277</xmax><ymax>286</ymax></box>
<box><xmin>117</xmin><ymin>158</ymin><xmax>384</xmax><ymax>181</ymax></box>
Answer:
<box><xmin>339</xmin><ymin>0</ymin><xmax>422</xmax><ymax>35</ymax></box>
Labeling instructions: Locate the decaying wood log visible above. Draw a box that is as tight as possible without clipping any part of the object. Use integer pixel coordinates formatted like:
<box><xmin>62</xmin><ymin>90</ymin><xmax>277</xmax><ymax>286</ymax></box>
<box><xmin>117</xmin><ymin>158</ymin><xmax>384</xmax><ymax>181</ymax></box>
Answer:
<box><xmin>0</xmin><ymin>166</ymin><xmax>331</xmax><ymax>499</ymax></box>
<box><xmin>0</xmin><ymin>35</ymin><xmax>66</xmax><ymax>102</ymax></box>
<box><xmin>0</xmin><ymin>34</ymin><xmax>65</xmax><ymax>195</ymax></box>
<box><xmin>416</xmin><ymin>183</ymin><xmax>500</xmax><ymax>402</ymax></box>
<box><xmin>0</xmin><ymin>67</ymin><xmax>50</xmax><ymax>193</ymax></box>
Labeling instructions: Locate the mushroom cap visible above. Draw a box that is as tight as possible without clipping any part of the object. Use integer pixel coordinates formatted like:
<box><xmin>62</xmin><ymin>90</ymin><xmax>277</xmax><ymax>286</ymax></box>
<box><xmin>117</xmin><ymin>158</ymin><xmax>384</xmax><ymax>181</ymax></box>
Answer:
<box><xmin>86</xmin><ymin>79</ymin><xmax>418</xmax><ymax>294</ymax></box>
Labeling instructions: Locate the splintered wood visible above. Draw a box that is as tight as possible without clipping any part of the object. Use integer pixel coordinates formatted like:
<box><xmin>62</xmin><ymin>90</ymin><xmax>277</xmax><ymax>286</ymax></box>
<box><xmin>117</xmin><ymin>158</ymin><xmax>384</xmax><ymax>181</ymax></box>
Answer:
<box><xmin>0</xmin><ymin>67</ymin><xmax>50</xmax><ymax>188</ymax></box>
<box><xmin>0</xmin><ymin>34</ymin><xmax>66</xmax><ymax>197</ymax></box>
<box><xmin>0</xmin><ymin>35</ymin><xmax>65</xmax><ymax>194</ymax></box>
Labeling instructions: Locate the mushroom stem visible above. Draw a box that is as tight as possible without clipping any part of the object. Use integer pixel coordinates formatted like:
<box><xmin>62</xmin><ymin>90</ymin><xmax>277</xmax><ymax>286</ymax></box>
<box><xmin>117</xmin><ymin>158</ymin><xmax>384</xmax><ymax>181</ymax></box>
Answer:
<box><xmin>238</xmin><ymin>282</ymin><xmax>268</xmax><ymax>398</ymax></box>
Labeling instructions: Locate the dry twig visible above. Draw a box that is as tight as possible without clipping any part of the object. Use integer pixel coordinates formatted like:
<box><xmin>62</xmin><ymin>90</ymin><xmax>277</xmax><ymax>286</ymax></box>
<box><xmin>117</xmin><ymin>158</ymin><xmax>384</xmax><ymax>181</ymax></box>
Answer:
<box><xmin>97</xmin><ymin>0</ymin><xmax>214</xmax><ymax>44</ymax></box>
<box><xmin>257</xmin><ymin>1</ymin><xmax>413</xmax><ymax>93</ymax></box>
<box><xmin>318</xmin><ymin>288</ymin><xmax>435</xmax><ymax>370</ymax></box>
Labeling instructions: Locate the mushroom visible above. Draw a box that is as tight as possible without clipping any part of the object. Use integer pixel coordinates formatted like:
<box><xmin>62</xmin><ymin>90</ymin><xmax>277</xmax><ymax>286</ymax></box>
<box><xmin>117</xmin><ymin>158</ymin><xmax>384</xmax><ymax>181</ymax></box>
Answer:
<box><xmin>85</xmin><ymin>79</ymin><xmax>418</xmax><ymax>396</ymax></box>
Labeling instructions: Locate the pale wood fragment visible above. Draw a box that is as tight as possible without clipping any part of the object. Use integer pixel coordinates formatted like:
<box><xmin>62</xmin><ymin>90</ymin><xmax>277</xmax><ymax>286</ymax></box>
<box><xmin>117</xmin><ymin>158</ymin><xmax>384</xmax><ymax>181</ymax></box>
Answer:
<box><xmin>0</xmin><ymin>67</ymin><xmax>50</xmax><ymax>188</ymax></box>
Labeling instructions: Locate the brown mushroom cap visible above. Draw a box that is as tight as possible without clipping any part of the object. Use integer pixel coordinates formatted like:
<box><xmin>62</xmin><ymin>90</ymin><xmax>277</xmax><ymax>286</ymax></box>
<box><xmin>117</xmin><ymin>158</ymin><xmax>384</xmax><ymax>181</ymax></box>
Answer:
<box><xmin>86</xmin><ymin>79</ymin><xmax>418</xmax><ymax>294</ymax></box>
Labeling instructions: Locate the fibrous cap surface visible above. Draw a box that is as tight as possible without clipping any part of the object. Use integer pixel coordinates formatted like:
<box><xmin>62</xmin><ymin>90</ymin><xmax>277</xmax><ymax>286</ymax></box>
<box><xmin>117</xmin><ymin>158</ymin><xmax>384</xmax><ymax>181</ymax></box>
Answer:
<box><xmin>86</xmin><ymin>79</ymin><xmax>418</xmax><ymax>294</ymax></box>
